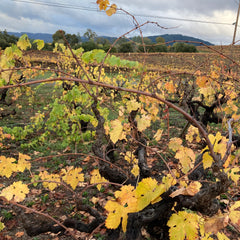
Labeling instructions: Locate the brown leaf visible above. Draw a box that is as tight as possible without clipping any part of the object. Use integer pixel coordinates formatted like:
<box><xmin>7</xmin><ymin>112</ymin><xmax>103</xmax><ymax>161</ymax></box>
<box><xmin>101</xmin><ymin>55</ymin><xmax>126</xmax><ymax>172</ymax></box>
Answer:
<box><xmin>5</xmin><ymin>219</ymin><xmax>17</xmax><ymax>230</ymax></box>
<box><xmin>63</xmin><ymin>146</ymin><xmax>71</xmax><ymax>153</ymax></box>
<box><xmin>170</xmin><ymin>182</ymin><xmax>201</xmax><ymax>198</ymax></box>
<box><xmin>31</xmin><ymin>189</ymin><xmax>42</xmax><ymax>195</ymax></box>
<box><xmin>204</xmin><ymin>214</ymin><xmax>229</xmax><ymax>234</ymax></box>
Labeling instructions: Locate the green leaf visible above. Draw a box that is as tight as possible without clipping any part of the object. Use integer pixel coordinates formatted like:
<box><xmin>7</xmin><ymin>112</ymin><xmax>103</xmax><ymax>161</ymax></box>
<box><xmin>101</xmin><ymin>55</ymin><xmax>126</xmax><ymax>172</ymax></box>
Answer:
<box><xmin>92</xmin><ymin>49</ymin><xmax>106</xmax><ymax>63</ymax></box>
<box><xmin>82</xmin><ymin>51</ymin><xmax>92</xmax><ymax>64</ymax></box>
<box><xmin>108</xmin><ymin>55</ymin><xmax>121</xmax><ymax>66</ymax></box>
<box><xmin>33</xmin><ymin>39</ymin><xmax>45</xmax><ymax>50</ymax></box>
<box><xmin>3</xmin><ymin>45</ymin><xmax>22</xmax><ymax>63</ymax></box>
<box><xmin>0</xmin><ymin>79</ymin><xmax>6</xmax><ymax>87</ymax></box>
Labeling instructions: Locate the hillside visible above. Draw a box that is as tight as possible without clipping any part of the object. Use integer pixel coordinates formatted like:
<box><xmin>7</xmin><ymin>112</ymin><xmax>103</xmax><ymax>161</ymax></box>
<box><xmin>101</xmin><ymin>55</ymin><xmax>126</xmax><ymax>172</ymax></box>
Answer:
<box><xmin>147</xmin><ymin>34</ymin><xmax>213</xmax><ymax>46</ymax></box>
<box><xmin>8</xmin><ymin>32</ymin><xmax>53</xmax><ymax>43</ymax></box>
<box><xmin>8</xmin><ymin>32</ymin><xmax>213</xmax><ymax>46</ymax></box>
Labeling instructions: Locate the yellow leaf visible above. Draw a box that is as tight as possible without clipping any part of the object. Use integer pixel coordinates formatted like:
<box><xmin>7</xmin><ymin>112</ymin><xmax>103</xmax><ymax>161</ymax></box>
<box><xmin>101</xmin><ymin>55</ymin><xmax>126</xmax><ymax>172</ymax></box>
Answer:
<box><xmin>91</xmin><ymin>196</ymin><xmax>99</xmax><ymax>204</ymax></box>
<box><xmin>0</xmin><ymin>181</ymin><xmax>29</xmax><ymax>202</ymax></box>
<box><xmin>109</xmin><ymin>119</ymin><xmax>125</xmax><ymax>144</ymax></box>
<box><xmin>226</xmin><ymin>167</ymin><xmax>240</xmax><ymax>185</ymax></box>
<box><xmin>162</xmin><ymin>174</ymin><xmax>177</xmax><ymax>190</ymax></box>
<box><xmin>17</xmin><ymin>34</ymin><xmax>31</xmax><ymax>50</ymax></box>
<box><xmin>199</xmin><ymin>86</ymin><xmax>215</xmax><ymax>105</ymax></box>
<box><xmin>106</xmin><ymin>4</ymin><xmax>117</xmax><ymax>16</ymax></box>
<box><xmin>124</xmin><ymin>151</ymin><xmax>137</xmax><ymax>164</ymax></box>
<box><xmin>0</xmin><ymin>156</ymin><xmax>17</xmax><ymax>178</ymax></box>
<box><xmin>62</xmin><ymin>167</ymin><xmax>84</xmax><ymax>190</ymax></box>
<box><xmin>131</xmin><ymin>164</ymin><xmax>139</xmax><ymax>177</ymax></box>
<box><xmin>126</xmin><ymin>99</ymin><xmax>141</xmax><ymax>113</ymax></box>
<box><xmin>114</xmin><ymin>185</ymin><xmax>137</xmax><ymax>210</ymax></box>
<box><xmin>169</xmin><ymin>138</ymin><xmax>182</xmax><ymax>152</ymax></box>
<box><xmin>90</xmin><ymin>169</ymin><xmax>108</xmax><ymax>191</ymax></box>
<box><xmin>105</xmin><ymin>185</ymin><xmax>137</xmax><ymax>232</ymax></box>
<box><xmin>201</xmin><ymin>234</ymin><xmax>214</xmax><ymax>240</ymax></box>
<box><xmin>136</xmin><ymin>178</ymin><xmax>164</xmax><ymax>211</ymax></box>
<box><xmin>136</xmin><ymin>114</ymin><xmax>151</xmax><ymax>132</ymax></box>
<box><xmin>186</xmin><ymin>126</ymin><xmax>201</xmax><ymax>143</ymax></box>
<box><xmin>153</xmin><ymin>129</ymin><xmax>163</xmax><ymax>141</ymax></box>
<box><xmin>33</xmin><ymin>39</ymin><xmax>45</xmax><ymax>50</ymax></box>
<box><xmin>17</xmin><ymin>153</ymin><xmax>31</xmax><ymax>172</ymax></box>
<box><xmin>211</xmin><ymin>71</ymin><xmax>219</xmax><ymax>79</ymax></box>
<box><xmin>0</xmin><ymin>221</ymin><xmax>5</xmax><ymax>232</ymax></box>
<box><xmin>217</xmin><ymin>232</ymin><xmax>230</xmax><ymax>240</ymax></box>
<box><xmin>175</xmin><ymin>146</ymin><xmax>195</xmax><ymax>174</ymax></box>
<box><xmin>167</xmin><ymin>211</ymin><xmax>200</xmax><ymax>240</ymax></box>
<box><xmin>105</xmin><ymin>201</ymin><xmax>122</xmax><ymax>229</ymax></box>
<box><xmin>202</xmin><ymin>152</ymin><xmax>214</xmax><ymax>169</ymax></box>
<box><xmin>39</xmin><ymin>171</ymin><xmax>61</xmax><ymax>191</ymax></box>
<box><xmin>201</xmin><ymin>132</ymin><xmax>229</xmax><ymax>169</ymax></box>
<box><xmin>229</xmin><ymin>201</ymin><xmax>240</xmax><ymax>225</ymax></box>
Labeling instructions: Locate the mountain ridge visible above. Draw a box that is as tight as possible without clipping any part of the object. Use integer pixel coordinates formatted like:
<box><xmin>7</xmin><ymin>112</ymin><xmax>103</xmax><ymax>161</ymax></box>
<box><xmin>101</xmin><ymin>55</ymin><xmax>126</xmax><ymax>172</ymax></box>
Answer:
<box><xmin>8</xmin><ymin>32</ymin><xmax>213</xmax><ymax>46</ymax></box>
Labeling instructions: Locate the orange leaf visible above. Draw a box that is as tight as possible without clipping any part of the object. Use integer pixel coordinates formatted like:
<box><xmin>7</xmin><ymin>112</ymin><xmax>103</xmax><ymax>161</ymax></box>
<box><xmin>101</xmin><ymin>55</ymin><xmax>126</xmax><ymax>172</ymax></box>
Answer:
<box><xmin>106</xmin><ymin>4</ymin><xmax>117</xmax><ymax>16</ymax></box>
<box><xmin>165</xmin><ymin>82</ymin><xmax>175</xmax><ymax>93</ymax></box>
<box><xmin>196</xmin><ymin>75</ymin><xmax>208</xmax><ymax>88</ymax></box>
<box><xmin>15</xmin><ymin>231</ymin><xmax>25</xmax><ymax>237</ymax></box>
<box><xmin>96</xmin><ymin>0</ymin><xmax>109</xmax><ymax>10</ymax></box>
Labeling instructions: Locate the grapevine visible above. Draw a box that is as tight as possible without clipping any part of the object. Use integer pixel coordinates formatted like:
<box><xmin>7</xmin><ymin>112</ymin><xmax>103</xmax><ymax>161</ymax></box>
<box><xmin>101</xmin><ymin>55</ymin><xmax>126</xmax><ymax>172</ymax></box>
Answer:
<box><xmin>0</xmin><ymin>2</ymin><xmax>239</xmax><ymax>239</ymax></box>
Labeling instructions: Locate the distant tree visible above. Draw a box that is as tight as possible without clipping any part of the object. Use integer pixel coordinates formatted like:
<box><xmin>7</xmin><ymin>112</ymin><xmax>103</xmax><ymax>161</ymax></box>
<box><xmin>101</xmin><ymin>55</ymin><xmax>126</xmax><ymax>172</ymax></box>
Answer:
<box><xmin>142</xmin><ymin>37</ymin><xmax>152</xmax><ymax>45</ymax></box>
<box><xmin>137</xmin><ymin>37</ymin><xmax>167</xmax><ymax>53</ymax></box>
<box><xmin>52</xmin><ymin>30</ymin><xmax>80</xmax><ymax>48</ymax></box>
<box><xmin>96</xmin><ymin>37</ymin><xmax>110</xmax><ymax>46</ymax></box>
<box><xmin>155</xmin><ymin>36</ymin><xmax>165</xmax><ymax>43</ymax></box>
<box><xmin>117</xmin><ymin>37</ymin><xmax>128</xmax><ymax>45</ymax></box>
<box><xmin>77</xmin><ymin>32</ymin><xmax>82</xmax><ymax>43</ymax></box>
<box><xmin>171</xmin><ymin>42</ymin><xmax>197</xmax><ymax>52</ymax></box>
<box><xmin>102</xmin><ymin>43</ymin><xmax>117</xmax><ymax>53</ymax></box>
<box><xmin>83</xmin><ymin>29</ymin><xmax>97</xmax><ymax>41</ymax></box>
<box><xmin>0</xmin><ymin>30</ymin><xmax>18</xmax><ymax>49</ymax></box>
<box><xmin>82</xmin><ymin>40</ymin><xmax>99</xmax><ymax>51</ymax></box>
<box><xmin>118</xmin><ymin>42</ymin><xmax>134</xmax><ymax>53</ymax></box>
<box><xmin>52</xmin><ymin>30</ymin><xmax>65</xmax><ymax>44</ymax></box>
<box><xmin>66</xmin><ymin>33</ymin><xmax>79</xmax><ymax>47</ymax></box>
<box><xmin>132</xmin><ymin>36</ymin><xmax>142</xmax><ymax>43</ymax></box>
<box><xmin>152</xmin><ymin>44</ymin><xmax>168</xmax><ymax>52</ymax></box>
<box><xmin>43</xmin><ymin>43</ymin><xmax>54</xmax><ymax>51</ymax></box>
<box><xmin>138</xmin><ymin>37</ymin><xmax>153</xmax><ymax>52</ymax></box>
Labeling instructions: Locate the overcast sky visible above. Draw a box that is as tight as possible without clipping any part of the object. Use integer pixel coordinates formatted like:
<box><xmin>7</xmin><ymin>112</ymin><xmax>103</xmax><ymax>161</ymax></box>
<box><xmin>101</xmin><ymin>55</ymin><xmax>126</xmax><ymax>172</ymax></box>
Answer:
<box><xmin>0</xmin><ymin>0</ymin><xmax>239</xmax><ymax>45</ymax></box>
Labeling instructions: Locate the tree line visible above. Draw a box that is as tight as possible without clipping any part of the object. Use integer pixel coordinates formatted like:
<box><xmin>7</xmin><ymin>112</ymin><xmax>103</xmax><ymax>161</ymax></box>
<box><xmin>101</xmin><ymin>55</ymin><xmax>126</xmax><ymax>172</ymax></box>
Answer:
<box><xmin>0</xmin><ymin>29</ymin><xmax>197</xmax><ymax>53</ymax></box>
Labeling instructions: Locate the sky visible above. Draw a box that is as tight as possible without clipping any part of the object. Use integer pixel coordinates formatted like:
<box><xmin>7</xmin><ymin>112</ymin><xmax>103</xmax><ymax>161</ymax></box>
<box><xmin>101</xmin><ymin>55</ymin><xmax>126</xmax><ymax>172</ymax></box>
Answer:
<box><xmin>0</xmin><ymin>0</ymin><xmax>239</xmax><ymax>45</ymax></box>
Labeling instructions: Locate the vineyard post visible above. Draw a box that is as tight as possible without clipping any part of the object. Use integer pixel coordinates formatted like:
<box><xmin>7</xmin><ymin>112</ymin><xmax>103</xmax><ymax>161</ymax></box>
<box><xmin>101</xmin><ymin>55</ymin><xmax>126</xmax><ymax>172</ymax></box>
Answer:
<box><xmin>232</xmin><ymin>0</ymin><xmax>240</xmax><ymax>44</ymax></box>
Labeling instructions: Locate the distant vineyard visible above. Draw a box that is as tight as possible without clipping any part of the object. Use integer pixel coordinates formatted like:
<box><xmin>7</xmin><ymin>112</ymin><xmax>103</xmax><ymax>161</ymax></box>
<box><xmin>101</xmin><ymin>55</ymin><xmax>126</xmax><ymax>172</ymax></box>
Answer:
<box><xmin>24</xmin><ymin>45</ymin><xmax>240</xmax><ymax>76</ymax></box>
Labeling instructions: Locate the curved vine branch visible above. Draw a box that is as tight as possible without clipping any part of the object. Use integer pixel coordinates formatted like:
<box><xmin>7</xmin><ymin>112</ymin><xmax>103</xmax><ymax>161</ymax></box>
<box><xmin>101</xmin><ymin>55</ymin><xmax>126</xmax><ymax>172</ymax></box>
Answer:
<box><xmin>0</xmin><ymin>75</ymin><xmax>218</xmax><ymax>163</ymax></box>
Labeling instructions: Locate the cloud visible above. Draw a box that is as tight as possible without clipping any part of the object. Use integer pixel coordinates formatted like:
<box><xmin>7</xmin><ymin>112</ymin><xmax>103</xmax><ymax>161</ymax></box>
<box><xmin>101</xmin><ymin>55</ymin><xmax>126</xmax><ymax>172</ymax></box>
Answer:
<box><xmin>0</xmin><ymin>0</ymin><xmax>238</xmax><ymax>44</ymax></box>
